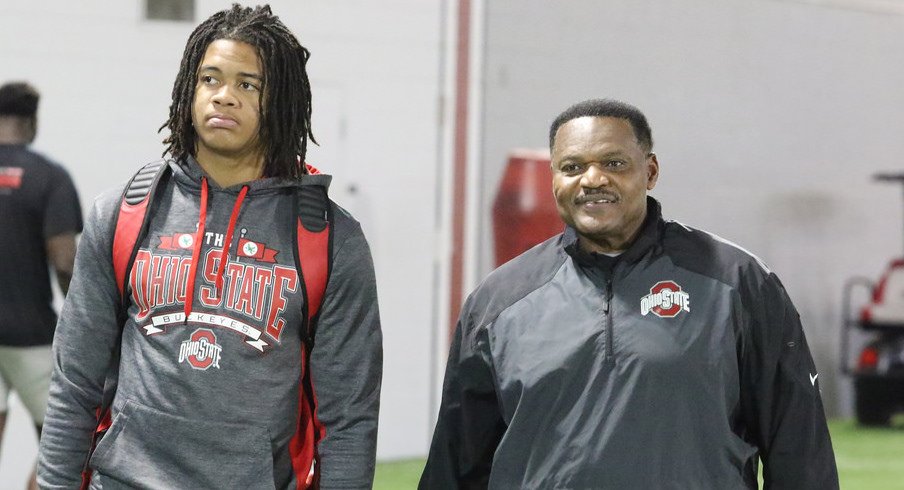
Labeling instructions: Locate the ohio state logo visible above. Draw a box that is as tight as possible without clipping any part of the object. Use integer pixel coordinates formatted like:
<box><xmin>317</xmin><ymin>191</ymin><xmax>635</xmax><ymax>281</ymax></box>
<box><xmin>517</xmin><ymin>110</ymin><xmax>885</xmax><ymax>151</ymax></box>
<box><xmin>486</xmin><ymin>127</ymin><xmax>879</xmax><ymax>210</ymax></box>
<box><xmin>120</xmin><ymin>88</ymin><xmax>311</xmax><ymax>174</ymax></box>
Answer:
<box><xmin>158</xmin><ymin>232</ymin><xmax>194</xmax><ymax>250</ymax></box>
<box><xmin>242</xmin><ymin>240</ymin><xmax>258</xmax><ymax>256</ymax></box>
<box><xmin>640</xmin><ymin>280</ymin><xmax>690</xmax><ymax>318</ymax></box>
<box><xmin>177</xmin><ymin>234</ymin><xmax>194</xmax><ymax>249</ymax></box>
<box><xmin>178</xmin><ymin>328</ymin><xmax>223</xmax><ymax>370</ymax></box>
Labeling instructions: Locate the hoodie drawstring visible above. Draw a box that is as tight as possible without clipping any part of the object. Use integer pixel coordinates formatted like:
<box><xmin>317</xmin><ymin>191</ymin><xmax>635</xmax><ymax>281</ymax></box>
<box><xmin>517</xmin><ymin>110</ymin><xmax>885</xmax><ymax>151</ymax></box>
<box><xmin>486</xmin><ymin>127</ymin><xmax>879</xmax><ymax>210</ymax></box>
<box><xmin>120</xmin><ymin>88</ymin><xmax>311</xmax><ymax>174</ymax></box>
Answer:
<box><xmin>182</xmin><ymin>179</ymin><xmax>249</xmax><ymax>323</ymax></box>
<box><xmin>216</xmin><ymin>185</ymin><xmax>249</xmax><ymax>292</ymax></box>
<box><xmin>184</xmin><ymin>177</ymin><xmax>209</xmax><ymax>321</ymax></box>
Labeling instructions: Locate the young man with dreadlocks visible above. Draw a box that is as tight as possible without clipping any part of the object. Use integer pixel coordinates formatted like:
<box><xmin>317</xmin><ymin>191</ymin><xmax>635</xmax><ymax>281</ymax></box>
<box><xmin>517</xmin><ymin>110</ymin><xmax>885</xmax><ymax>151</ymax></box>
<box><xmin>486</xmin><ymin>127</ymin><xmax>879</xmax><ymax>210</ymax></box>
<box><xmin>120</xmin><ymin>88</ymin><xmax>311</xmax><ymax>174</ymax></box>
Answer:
<box><xmin>37</xmin><ymin>5</ymin><xmax>382</xmax><ymax>489</ymax></box>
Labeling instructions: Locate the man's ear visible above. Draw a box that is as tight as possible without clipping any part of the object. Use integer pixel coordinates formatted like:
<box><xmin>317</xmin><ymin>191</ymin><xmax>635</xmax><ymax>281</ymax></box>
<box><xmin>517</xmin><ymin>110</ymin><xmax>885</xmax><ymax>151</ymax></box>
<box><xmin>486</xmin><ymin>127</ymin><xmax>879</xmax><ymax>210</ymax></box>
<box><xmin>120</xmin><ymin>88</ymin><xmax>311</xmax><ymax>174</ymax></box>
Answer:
<box><xmin>646</xmin><ymin>152</ymin><xmax>659</xmax><ymax>190</ymax></box>
<box><xmin>25</xmin><ymin>116</ymin><xmax>37</xmax><ymax>144</ymax></box>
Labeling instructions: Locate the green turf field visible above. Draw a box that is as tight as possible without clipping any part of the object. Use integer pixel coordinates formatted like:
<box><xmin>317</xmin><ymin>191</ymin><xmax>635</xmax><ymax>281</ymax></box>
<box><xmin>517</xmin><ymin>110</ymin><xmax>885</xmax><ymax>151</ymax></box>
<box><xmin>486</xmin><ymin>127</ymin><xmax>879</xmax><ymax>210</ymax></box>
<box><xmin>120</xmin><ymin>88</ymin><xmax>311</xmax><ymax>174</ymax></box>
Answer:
<box><xmin>373</xmin><ymin>419</ymin><xmax>904</xmax><ymax>489</ymax></box>
<box><xmin>373</xmin><ymin>458</ymin><xmax>426</xmax><ymax>490</ymax></box>
<box><xmin>832</xmin><ymin>417</ymin><xmax>904</xmax><ymax>489</ymax></box>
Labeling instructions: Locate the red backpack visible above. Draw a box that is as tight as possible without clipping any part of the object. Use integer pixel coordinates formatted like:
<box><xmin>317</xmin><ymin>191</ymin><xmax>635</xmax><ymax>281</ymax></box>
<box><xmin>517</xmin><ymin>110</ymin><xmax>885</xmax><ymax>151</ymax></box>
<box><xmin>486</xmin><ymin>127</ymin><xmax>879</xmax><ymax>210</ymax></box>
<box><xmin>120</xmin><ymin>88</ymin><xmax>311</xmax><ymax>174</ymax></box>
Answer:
<box><xmin>80</xmin><ymin>160</ymin><xmax>332</xmax><ymax>489</ymax></box>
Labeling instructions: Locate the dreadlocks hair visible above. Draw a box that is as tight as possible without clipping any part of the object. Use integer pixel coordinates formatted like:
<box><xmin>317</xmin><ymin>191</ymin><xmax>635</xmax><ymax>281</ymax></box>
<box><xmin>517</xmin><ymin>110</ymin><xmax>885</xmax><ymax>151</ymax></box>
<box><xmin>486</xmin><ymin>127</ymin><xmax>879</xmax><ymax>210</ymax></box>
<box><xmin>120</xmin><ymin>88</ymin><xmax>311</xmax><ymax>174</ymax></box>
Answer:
<box><xmin>160</xmin><ymin>3</ymin><xmax>316</xmax><ymax>179</ymax></box>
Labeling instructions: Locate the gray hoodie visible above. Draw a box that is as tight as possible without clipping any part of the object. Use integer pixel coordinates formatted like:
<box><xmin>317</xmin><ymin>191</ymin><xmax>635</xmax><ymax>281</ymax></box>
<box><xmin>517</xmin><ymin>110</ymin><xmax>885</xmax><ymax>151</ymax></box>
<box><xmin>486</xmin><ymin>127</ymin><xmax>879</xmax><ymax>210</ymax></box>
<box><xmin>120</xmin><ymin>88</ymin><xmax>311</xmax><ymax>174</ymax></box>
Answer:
<box><xmin>37</xmin><ymin>158</ymin><xmax>382</xmax><ymax>489</ymax></box>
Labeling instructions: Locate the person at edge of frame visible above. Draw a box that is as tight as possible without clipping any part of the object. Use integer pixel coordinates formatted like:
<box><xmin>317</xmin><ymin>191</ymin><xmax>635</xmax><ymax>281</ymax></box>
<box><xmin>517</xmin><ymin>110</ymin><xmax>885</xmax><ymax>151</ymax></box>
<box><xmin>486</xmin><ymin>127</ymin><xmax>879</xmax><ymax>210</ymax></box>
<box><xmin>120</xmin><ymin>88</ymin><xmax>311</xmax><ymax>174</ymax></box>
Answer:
<box><xmin>0</xmin><ymin>81</ymin><xmax>83</xmax><ymax>490</ymax></box>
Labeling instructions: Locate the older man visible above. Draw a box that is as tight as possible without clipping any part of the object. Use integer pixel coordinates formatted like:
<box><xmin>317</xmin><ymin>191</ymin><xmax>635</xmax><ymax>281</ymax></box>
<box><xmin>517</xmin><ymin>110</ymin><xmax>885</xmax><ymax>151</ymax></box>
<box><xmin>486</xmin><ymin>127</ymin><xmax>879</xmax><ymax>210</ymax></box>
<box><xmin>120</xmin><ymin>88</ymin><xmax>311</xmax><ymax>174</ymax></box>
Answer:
<box><xmin>420</xmin><ymin>98</ymin><xmax>837</xmax><ymax>489</ymax></box>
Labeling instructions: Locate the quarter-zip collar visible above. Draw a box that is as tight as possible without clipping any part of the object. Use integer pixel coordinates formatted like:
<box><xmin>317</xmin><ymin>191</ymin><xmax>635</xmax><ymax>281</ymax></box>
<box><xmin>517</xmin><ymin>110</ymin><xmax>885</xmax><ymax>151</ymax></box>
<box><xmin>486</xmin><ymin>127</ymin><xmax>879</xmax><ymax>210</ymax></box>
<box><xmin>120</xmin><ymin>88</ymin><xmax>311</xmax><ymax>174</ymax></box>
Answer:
<box><xmin>564</xmin><ymin>196</ymin><xmax>665</xmax><ymax>270</ymax></box>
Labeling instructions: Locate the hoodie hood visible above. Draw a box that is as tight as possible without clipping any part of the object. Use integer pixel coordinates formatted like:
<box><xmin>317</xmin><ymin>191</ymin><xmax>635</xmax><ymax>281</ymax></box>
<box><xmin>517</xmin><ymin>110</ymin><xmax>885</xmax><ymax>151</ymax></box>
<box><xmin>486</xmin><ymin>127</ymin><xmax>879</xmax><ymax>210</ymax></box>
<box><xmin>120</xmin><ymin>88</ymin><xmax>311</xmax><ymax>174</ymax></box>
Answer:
<box><xmin>169</xmin><ymin>155</ymin><xmax>332</xmax><ymax>195</ymax></box>
<box><xmin>167</xmin><ymin>155</ymin><xmax>332</xmax><ymax>322</ymax></box>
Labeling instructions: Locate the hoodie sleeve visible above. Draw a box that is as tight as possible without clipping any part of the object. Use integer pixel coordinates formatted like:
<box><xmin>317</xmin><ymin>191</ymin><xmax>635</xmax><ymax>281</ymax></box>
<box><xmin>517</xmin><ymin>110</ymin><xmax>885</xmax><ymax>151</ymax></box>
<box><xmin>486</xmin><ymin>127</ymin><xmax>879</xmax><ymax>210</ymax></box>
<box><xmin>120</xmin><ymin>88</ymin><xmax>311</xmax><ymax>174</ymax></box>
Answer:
<box><xmin>739</xmin><ymin>272</ymin><xmax>839</xmax><ymax>489</ymax></box>
<box><xmin>309</xmin><ymin>218</ymin><xmax>383</xmax><ymax>489</ymax></box>
<box><xmin>419</xmin><ymin>297</ymin><xmax>507</xmax><ymax>489</ymax></box>
<box><xmin>37</xmin><ymin>191</ymin><xmax>123</xmax><ymax>489</ymax></box>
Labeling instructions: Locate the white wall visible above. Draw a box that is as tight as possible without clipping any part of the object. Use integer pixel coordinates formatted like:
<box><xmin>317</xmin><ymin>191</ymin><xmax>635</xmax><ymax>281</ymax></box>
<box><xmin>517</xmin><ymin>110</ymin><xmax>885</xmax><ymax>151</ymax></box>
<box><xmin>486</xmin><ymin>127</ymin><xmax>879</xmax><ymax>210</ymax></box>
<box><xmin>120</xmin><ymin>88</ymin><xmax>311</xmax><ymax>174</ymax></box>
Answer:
<box><xmin>0</xmin><ymin>2</ymin><xmax>443</xmax><ymax>482</ymax></box>
<box><xmin>478</xmin><ymin>0</ymin><xmax>904</xmax><ymax>418</ymax></box>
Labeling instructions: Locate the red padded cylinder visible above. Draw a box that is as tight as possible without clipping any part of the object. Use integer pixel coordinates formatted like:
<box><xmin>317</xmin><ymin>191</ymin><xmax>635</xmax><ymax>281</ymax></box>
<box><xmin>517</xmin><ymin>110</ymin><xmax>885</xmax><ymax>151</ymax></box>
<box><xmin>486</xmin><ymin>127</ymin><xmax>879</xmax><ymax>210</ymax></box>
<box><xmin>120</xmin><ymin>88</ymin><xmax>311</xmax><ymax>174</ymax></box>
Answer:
<box><xmin>492</xmin><ymin>149</ymin><xmax>562</xmax><ymax>266</ymax></box>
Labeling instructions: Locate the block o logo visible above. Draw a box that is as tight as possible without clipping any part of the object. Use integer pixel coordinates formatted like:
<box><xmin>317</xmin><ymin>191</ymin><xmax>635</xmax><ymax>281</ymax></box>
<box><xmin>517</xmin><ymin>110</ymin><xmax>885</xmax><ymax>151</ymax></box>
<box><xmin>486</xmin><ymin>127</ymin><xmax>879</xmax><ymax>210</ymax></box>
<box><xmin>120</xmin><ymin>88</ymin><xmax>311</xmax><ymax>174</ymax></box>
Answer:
<box><xmin>640</xmin><ymin>280</ymin><xmax>691</xmax><ymax>318</ymax></box>
<box><xmin>178</xmin><ymin>328</ymin><xmax>223</xmax><ymax>370</ymax></box>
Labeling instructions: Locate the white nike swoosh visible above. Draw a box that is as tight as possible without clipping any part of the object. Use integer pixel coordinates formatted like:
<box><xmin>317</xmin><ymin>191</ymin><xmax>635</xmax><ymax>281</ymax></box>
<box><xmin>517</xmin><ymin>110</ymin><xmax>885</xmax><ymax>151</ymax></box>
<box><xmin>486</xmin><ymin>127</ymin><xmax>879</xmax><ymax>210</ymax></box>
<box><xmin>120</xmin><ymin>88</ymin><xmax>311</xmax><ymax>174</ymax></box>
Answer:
<box><xmin>809</xmin><ymin>373</ymin><xmax>818</xmax><ymax>386</ymax></box>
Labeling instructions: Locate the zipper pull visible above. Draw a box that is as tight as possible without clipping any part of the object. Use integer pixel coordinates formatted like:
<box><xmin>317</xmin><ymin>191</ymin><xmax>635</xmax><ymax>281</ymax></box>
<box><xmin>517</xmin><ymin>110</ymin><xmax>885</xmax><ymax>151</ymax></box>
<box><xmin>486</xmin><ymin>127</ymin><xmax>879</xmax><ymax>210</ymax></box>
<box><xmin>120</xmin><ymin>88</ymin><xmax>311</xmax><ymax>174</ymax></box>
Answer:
<box><xmin>603</xmin><ymin>279</ymin><xmax>612</xmax><ymax>314</ymax></box>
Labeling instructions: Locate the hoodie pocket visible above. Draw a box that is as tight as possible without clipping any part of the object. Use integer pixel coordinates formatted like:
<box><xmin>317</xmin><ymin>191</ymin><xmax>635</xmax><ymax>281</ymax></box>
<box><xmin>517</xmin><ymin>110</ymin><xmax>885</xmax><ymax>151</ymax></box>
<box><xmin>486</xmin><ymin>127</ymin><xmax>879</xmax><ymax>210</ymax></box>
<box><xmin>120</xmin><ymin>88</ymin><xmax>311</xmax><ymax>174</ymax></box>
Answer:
<box><xmin>90</xmin><ymin>399</ymin><xmax>276</xmax><ymax>489</ymax></box>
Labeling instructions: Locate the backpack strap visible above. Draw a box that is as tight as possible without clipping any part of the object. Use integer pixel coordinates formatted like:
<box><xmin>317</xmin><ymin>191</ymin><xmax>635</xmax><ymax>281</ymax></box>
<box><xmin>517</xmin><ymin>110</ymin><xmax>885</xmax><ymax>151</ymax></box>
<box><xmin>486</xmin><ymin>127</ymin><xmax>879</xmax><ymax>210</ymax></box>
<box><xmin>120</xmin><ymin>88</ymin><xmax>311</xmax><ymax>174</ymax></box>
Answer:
<box><xmin>112</xmin><ymin>160</ymin><xmax>170</xmax><ymax>303</ymax></box>
<box><xmin>81</xmin><ymin>160</ymin><xmax>170</xmax><ymax>490</ymax></box>
<box><xmin>296</xmin><ymin>184</ymin><xmax>332</xmax><ymax>330</ymax></box>
<box><xmin>290</xmin><ymin>172</ymin><xmax>334</xmax><ymax>489</ymax></box>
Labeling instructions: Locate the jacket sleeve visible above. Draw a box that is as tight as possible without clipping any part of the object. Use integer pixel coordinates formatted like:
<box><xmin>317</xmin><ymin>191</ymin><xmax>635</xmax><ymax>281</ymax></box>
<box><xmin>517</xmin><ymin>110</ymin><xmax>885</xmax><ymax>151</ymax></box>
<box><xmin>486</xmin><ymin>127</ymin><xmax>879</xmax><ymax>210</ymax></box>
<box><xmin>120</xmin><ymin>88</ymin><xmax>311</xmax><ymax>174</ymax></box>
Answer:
<box><xmin>309</xmin><ymin>222</ymin><xmax>383</xmax><ymax>489</ymax></box>
<box><xmin>739</xmin><ymin>272</ymin><xmax>839</xmax><ymax>489</ymax></box>
<box><xmin>37</xmin><ymin>192</ymin><xmax>123</xmax><ymax>488</ymax></box>
<box><xmin>419</xmin><ymin>297</ymin><xmax>507</xmax><ymax>489</ymax></box>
